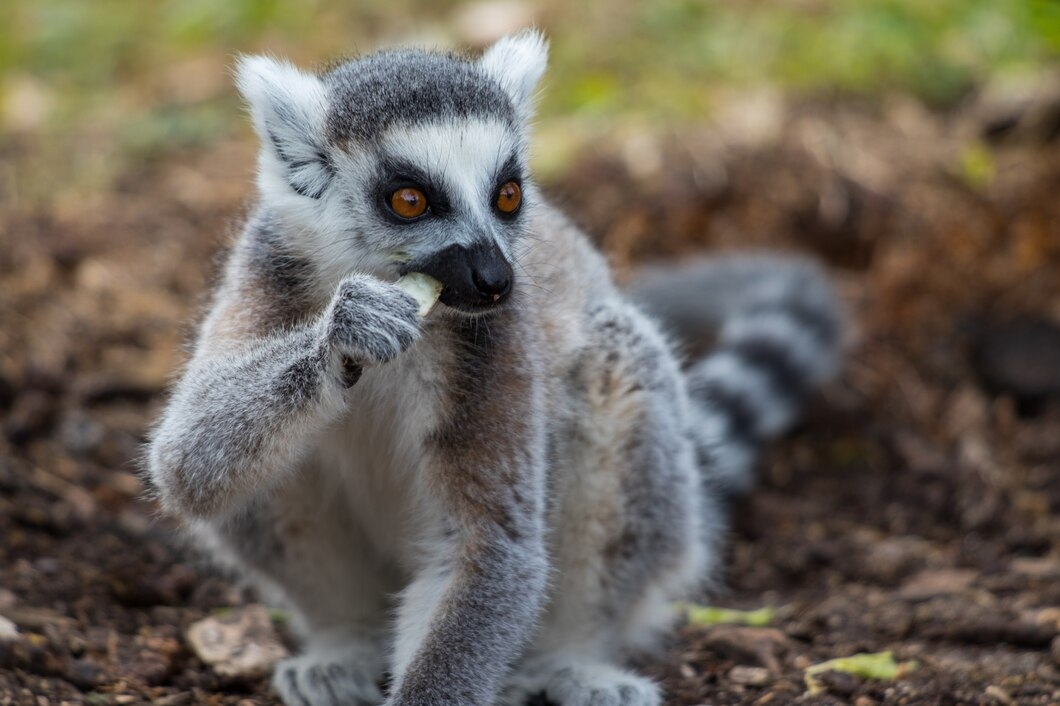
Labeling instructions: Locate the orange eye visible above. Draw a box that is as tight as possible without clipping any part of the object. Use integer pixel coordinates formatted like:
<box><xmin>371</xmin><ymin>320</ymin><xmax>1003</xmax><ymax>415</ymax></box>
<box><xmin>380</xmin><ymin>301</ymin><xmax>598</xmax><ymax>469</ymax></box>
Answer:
<box><xmin>390</xmin><ymin>187</ymin><xmax>428</xmax><ymax>219</ymax></box>
<box><xmin>496</xmin><ymin>181</ymin><xmax>522</xmax><ymax>214</ymax></box>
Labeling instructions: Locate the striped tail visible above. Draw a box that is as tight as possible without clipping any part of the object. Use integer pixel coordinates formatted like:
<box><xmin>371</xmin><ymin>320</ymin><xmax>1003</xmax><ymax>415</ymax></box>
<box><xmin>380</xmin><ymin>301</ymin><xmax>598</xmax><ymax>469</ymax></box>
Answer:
<box><xmin>630</xmin><ymin>255</ymin><xmax>843</xmax><ymax>497</ymax></box>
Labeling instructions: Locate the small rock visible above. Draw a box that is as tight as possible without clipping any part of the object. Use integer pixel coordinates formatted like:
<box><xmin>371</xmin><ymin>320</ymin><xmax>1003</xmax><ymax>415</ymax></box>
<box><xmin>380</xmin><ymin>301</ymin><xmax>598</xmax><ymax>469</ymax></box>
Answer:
<box><xmin>33</xmin><ymin>557</ymin><xmax>62</xmax><ymax>575</ymax></box>
<box><xmin>3</xmin><ymin>605</ymin><xmax>76</xmax><ymax>630</ymax></box>
<box><xmin>3</xmin><ymin>391</ymin><xmax>54</xmax><ymax>444</ymax></box>
<box><xmin>108</xmin><ymin>565</ymin><xmax>176</xmax><ymax>608</ymax></box>
<box><xmin>126</xmin><ymin>650</ymin><xmax>174</xmax><ymax>686</ymax></box>
<box><xmin>64</xmin><ymin>658</ymin><xmax>104</xmax><ymax>689</ymax></box>
<box><xmin>1024</xmin><ymin>607</ymin><xmax>1060</xmax><ymax>631</ymax></box>
<box><xmin>75</xmin><ymin>368</ymin><xmax>166</xmax><ymax>405</ymax></box>
<box><xmin>701</xmin><ymin>626</ymin><xmax>790</xmax><ymax>673</ymax></box>
<box><xmin>1010</xmin><ymin>556</ymin><xmax>1060</xmax><ymax>580</ymax></box>
<box><xmin>66</xmin><ymin>633</ymin><xmax>87</xmax><ymax>656</ymax></box>
<box><xmin>1051</xmin><ymin>634</ymin><xmax>1060</xmax><ymax>667</ymax></box>
<box><xmin>56</xmin><ymin>412</ymin><xmax>105</xmax><ymax>456</ymax></box>
<box><xmin>103</xmin><ymin>470</ymin><xmax>144</xmax><ymax>499</ymax></box>
<box><xmin>972</xmin><ymin>319</ymin><xmax>1060</xmax><ymax>410</ymax></box>
<box><xmin>917</xmin><ymin>603</ymin><xmax>1055</xmax><ymax>647</ymax></box>
<box><xmin>899</xmin><ymin>568</ymin><xmax>977</xmax><ymax>601</ymax></box>
<box><xmin>892</xmin><ymin>431</ymin><xmax>950</xmax><ymax>475</ymax></box>
<box><xmin>185</xmin><ymin>604</ymin><xmax>288</xmax><ymax>680</ymax></box>
<box><xmin>860</xmin><ymin>536</ymin><xmax>931</xmax><ymax>583</ymax></box>
<box><xmin>983</xmin><ymin>684</ymin><xmax>1013</xmax><ymax>705</ymax></box>
<box><xmin>814</xmin><ymin>669</ymin><xmax>860</xmax><ymax>698</ymax></box>
<box><xmin>0</xmin><ymin>614</ymin><xmax>18</xmax><ymax>641</ymax></box>
<box><xmin>729</xmin><ymin>665</ymin><xmax>771</xmax><ymax>687</ymax></box>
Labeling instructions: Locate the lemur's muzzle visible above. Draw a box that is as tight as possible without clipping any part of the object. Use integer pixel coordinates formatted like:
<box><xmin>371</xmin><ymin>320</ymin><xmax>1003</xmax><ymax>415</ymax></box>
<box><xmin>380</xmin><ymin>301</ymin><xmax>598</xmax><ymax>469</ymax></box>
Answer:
<box><xmin>409</xmin><ymin>240</ymin><xmax>513</xmax><ymax>312</ymax></box>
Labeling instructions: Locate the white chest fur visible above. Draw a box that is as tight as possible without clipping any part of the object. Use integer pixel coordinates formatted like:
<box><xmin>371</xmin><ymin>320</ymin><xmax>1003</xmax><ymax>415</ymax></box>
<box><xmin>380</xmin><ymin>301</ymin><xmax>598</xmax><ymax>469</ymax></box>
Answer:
<box><xmin>319</xmin><ymin>335</ymin><xmax>450</xmax><ymax>572</ymax></box>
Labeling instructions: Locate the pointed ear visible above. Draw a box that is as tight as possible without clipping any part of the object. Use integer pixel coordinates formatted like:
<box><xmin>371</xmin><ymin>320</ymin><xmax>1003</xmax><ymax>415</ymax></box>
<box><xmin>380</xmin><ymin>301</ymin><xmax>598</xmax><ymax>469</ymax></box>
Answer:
<box><xmin>480</xmin><ymin>30</ymin><xmax>549</xmax><ymax>120</ymax></box>
<box><xmin>235</xmin><ymin>55</ymin><xmax>334</xmax><ymax>199</ymax></box>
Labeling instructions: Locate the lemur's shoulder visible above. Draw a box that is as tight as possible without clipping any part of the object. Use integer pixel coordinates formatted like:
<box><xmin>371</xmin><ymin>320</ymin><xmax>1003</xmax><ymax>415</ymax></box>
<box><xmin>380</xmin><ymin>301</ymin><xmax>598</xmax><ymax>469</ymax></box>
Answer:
<box><xmin>196</xmin><ymin>210</ymin><xmax>320</xmax><ymax>355</ymax></box>
<box><xmin>516</xmin><ymin>200</ymin><xmax>621</xmax><ymax>353</ymax></box>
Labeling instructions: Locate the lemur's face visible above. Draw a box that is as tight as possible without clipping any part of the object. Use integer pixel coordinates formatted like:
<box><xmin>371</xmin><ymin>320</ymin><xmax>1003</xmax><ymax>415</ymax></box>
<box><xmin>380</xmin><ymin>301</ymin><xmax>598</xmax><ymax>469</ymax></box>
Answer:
<box><xmin>236</xmin><ymin>32</ymin><xmax>548</xmax><ymax>313</ymax></box>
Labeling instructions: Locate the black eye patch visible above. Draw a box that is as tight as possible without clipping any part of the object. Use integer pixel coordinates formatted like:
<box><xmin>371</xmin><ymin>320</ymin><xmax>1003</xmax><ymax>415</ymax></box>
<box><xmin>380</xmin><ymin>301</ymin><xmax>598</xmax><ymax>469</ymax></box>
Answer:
<box><xmin>494</xmin><ymin>153</ymin><xmax>523</xmax><ymax>188</ymax></box>
<box><xmin>374</xmin><ymin>157</ymin><xmax>451</xmax><ymax>219</ymax></box>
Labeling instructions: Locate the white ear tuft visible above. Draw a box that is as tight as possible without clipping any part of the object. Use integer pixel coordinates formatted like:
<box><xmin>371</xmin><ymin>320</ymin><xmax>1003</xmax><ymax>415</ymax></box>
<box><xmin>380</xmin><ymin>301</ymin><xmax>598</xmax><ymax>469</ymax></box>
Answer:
<box><xmin>235</xmin><ymin>55</ymin><xmax>334</xmax><ymax>199</ymax></box>
<box><xmin>480</xmin><ymin>30</ymin><xmax>549</xmax><ymax>119</ymax></box>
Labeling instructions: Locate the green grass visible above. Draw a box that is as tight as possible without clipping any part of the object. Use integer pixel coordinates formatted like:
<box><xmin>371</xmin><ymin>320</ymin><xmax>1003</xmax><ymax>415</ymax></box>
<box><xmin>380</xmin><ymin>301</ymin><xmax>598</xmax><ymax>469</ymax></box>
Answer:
<box><xmin>541</xmin><ymin>0</ymin><xmax>1060</xmax><ymax>120</ymax></box>
<box><xmin>1</xmin><ymin>0</ymin><xmax>1057</xmax><ymax>203</ymax></box>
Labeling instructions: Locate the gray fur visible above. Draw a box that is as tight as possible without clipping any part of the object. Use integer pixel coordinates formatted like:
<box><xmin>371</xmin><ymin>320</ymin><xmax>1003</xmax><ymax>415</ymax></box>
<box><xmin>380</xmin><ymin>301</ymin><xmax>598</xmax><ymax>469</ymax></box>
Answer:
<box><xmin>324</xmin><ymin>51</ymin><xmax>517</xmax><ymax>146</ymax></box>
<box><xmin>148</xmin><ymin>259</ymin><xmax>422</xmax><ymax>518</ymax></box>
<box><xmin>147</xmin><ymin>31</ymin><xmax>842</xmax><ymax>706</ymax></box>
<box><xmin>632</xmin><ymin>255</ymin><xmax>843</xmax><ymax>496</ymax></box>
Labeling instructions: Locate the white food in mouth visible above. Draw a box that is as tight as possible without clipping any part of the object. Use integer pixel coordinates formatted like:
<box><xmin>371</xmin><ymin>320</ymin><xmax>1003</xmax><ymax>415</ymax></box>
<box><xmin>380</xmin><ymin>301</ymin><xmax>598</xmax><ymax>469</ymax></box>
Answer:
<box><xmin>394</xmin><ymin>272</ymin><xmax>443</xmax><ymax>317</ymax></box>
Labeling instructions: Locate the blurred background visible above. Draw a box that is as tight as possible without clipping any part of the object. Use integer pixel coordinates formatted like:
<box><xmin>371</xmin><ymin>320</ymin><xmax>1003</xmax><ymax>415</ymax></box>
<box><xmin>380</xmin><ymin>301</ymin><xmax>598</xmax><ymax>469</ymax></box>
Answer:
<box><xmin>2</xmin><ymin>1</ymin><xmax>1060</xmax><ymax>704</ymax></box>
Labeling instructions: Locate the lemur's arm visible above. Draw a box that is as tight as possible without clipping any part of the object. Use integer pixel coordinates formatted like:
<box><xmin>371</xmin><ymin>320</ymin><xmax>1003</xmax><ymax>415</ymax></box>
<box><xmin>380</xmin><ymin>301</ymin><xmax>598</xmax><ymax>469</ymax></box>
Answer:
<box><xmin>387</xmin><ymin>316</ymin><xmax>550</xmax><ymax>706</ymax></box>
<box><xmin>147</xmin><ymin>241</ymin><xmax>421</xmax><ymax>519</ymax></box>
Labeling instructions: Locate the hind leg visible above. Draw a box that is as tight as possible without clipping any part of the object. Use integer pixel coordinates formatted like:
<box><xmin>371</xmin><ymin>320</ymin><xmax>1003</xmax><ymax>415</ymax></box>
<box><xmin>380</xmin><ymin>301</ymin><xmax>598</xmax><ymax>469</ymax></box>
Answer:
<box><xmin>503</xmin><ymin>304</ymin><xmax>715</xmax><ymax>706</ymax></box>
<box><xmin>200</xmin><ymin>463</ymin><xmax>400</xmax><ymax>706</ymax></box>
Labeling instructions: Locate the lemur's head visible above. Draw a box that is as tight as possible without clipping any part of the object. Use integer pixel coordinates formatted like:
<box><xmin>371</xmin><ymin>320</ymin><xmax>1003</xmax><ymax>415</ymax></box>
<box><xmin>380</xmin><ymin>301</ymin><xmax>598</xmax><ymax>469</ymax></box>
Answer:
<box><xmin>236</xmin><ymin>31</ymin><xmax>547</xmax><ymax>313</ymax></box>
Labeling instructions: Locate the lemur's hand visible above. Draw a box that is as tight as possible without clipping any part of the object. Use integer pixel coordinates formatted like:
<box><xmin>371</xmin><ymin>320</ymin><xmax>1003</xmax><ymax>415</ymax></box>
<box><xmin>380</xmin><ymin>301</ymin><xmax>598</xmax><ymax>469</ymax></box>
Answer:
<box><xmin>324</xmin><ymin>274</ymin><xmax>422</xmax><ymax>369</ymax></box>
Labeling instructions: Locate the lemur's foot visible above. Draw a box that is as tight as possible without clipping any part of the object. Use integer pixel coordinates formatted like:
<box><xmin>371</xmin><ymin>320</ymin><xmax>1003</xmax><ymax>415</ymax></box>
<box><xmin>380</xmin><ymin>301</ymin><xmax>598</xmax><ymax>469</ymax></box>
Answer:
<box><xmin>272</xmin><ymin>644</ymin><xmax>384</xmax><ymax>706</ymax></box>
<box><xmin>502</xmin><ymin>660</ymin><xmax>662</xmax><ymax>706</ymax></box>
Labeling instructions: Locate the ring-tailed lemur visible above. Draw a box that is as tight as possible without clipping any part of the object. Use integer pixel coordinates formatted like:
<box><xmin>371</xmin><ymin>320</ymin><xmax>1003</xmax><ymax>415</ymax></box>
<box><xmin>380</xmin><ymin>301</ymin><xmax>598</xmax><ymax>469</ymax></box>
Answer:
<box><xmin>147</xmin><ymin>31</ymin><xmax>841</xmax><ymax>706</ymax></box>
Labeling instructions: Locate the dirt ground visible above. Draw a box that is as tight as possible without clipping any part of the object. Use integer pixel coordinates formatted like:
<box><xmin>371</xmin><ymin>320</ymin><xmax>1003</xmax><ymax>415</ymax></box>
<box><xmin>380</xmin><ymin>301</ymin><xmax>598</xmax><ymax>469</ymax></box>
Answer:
<box><xmin>1</xmin><ymin>93</ymin><xmax>1059</xmax><ymax>705</ymax></box>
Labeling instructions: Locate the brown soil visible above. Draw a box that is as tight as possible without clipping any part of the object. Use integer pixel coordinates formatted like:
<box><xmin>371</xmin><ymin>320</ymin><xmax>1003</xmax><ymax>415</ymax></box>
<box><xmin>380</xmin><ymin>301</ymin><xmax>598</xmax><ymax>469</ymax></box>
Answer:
<box><xmin>2</xmin><ymin>96</ymin><xmax>1059</xmax><ymax>705</ymax></box>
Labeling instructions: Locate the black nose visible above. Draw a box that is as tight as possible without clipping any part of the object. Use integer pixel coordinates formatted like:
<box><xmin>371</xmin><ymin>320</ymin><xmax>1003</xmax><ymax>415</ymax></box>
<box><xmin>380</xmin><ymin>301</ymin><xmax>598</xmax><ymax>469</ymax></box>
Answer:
<box><xmin>472</xmin><ymin>260</ymin><xmax>512</xmax><ymax>300</ymax></box>
<box><xmin>411</xmin><ymin>240</ymin><xmax>514</xmax><ymax>310</ymax></box>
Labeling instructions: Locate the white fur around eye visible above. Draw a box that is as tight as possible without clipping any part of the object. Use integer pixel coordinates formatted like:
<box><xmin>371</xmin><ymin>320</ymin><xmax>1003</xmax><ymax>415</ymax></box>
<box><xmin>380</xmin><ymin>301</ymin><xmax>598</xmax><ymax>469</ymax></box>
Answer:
<box><xmin>479</xmin><ymin>29</ymin><xmax>549</xmax><ymax>119</ymax></box>
<box><xmin>376</xmin><ymin>117</ymin><xmax>523</xmax><ymax>253</ymax></box>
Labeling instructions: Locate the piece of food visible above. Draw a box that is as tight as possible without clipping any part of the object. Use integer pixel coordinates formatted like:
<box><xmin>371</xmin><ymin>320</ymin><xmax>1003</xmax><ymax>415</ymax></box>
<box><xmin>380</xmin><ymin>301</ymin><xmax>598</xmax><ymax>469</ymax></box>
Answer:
<box><xmin>678</xmin><ymin>602</ymin><xmax>775</xmax><ymax>627</ymax></box>
<box><xmin>395</xmin><ymin>272</ymin><xmax>443</xmax><ymax>317</ymax></box>
<box><xmin>804</xmin><ymin>651</ymin><xmax>918</xmax><ymax>695</ymax></box>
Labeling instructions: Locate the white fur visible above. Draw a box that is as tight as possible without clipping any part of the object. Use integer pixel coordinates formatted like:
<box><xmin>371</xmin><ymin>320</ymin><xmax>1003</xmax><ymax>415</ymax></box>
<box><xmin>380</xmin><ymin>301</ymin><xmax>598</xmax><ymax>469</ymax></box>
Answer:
<box><xmin>721</xmin><ymin>308</ymin><xmax>839</xmax><ymax>385</ymax></box>
<box><xmin>480</xmin><ymin>30</ymin><xmax>549</xmax><ymax>120</ymax></box>
<box><xmin>689</xmin><ymin>403</ymin><xmax>757</xmax><ymax>495</ymax></box>
<box><xmin>150</xmin><ymin>333</ymin><xmax>349</xmax><ymax>520</ymax></box>
<box><xmin>389</xmin><ymin>549</ymin><xmax>457</xmax><ymax>680</ymax></box>
<box><xmin>249</xmin><ymin>115</ymin><xmax>532</xmax><ymax>300</ymax></box>
<box><xmin>325</xmin><ymin>339</ymin><xmax>450</xmax><ymax>569</ymax></box>
<box><xmin>273</xmin><ymin>639</ymin><xmax>387</xmax><ymax>706</ymax></box>
<box><xmin>693</xmin><ymin>350</ymin><xmax>797</xmax><ymax>437</ymax></box>
<box><xmin>502</xmin><ymin>655</ymin><xmax>662</xmax><ymax>706</ymax></box>
<box><xmin>236</xmin><ymin>55</ymin><xmax>333</xmax><ymax>201</ymax></box>
<box><xmin>379</xmin><ymin>118</ymin><xmax>525</xmax><ymax>257</ymax></box>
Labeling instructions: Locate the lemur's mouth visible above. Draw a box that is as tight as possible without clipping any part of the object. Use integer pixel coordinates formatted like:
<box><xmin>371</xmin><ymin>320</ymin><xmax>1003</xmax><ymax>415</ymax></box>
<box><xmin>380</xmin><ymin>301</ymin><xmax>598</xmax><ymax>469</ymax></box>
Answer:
<box><xmin>403</xmin><ymin>240</ymin><xmax>513</xmax><ymax>315</ymax></box>
<box><xmin>437</xmin><ymin>281</ymin><xmax>513</xmax><ymax>315</ymax></box>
